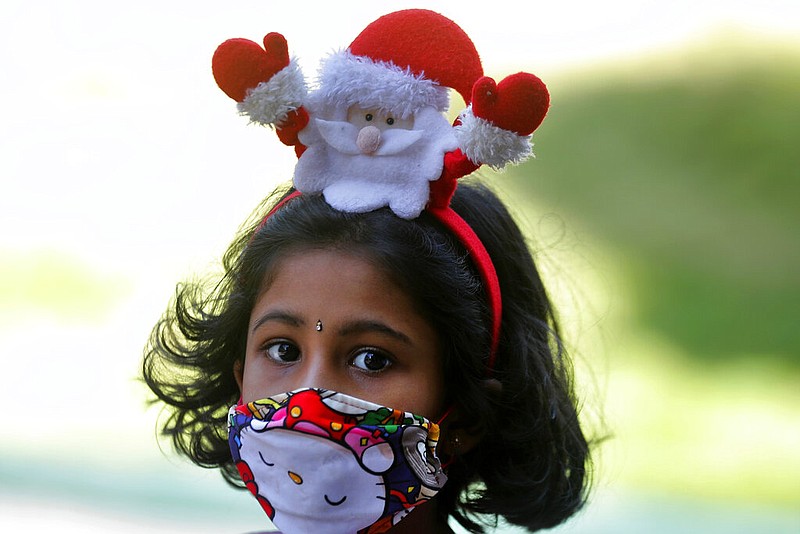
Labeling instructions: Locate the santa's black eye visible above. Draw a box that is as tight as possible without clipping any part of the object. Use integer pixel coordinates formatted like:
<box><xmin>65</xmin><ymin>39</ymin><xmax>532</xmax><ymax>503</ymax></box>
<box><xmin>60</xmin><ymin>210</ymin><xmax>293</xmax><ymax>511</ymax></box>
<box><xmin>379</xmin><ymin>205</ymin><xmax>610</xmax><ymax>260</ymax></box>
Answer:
<box><xmin>386</xmin><ymin>117</ymin><xmax>395</xmax><ymax>125</ymax></box>
<box><xmin>365</xmin><ymin>113</ymin><xmax>373</xmax><ymax>121</ymax></box>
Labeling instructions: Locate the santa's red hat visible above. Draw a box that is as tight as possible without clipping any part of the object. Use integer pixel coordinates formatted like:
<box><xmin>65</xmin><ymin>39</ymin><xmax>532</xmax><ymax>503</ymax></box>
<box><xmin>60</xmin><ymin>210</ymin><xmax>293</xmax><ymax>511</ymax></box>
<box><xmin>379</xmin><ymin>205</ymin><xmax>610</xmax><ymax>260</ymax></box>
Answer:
<box><xmin>314</xmin><ymin>9</ymin><xmax>484</xmax><ymax>119</ymax></box>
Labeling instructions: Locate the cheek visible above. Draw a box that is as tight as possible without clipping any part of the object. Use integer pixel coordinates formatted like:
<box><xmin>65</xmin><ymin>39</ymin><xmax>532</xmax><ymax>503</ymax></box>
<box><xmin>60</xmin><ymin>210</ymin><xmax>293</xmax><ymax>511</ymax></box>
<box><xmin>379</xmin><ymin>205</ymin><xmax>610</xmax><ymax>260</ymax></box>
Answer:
<box><xmin>383</xmin><ymin>364</ymin><xmax>446</xmax><ymax>419</ymax></box>
<box><xmin>413</xmin><ymin>343</ymin><xmax>448</xmax><ymax>417</ymax></box>
<box><xmin>233</xmin><ymin>359</ymin><xmax>245</xmax><ymax>392</ymax></box>
<box><xmin>422</xmin><ymin>372</ymin><xmax>448</xmax><ymax>419</ymax></box>
<box><xmin>239</xmin><ymin>351</ymin><xmax>275</xmax><ymax>402</ymax></box>
<box><xmin>241</xmin><ymin>327</ymin><xmax>286</xmax><ymax>401</ymax></box>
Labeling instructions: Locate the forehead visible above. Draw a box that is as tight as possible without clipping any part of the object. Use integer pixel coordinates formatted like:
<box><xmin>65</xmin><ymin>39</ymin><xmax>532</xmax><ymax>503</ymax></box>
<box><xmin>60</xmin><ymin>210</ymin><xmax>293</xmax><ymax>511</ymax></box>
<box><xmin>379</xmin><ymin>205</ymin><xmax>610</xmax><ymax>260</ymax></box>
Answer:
<box><xmin>254</xmin><ymin>247</ymin><xmax>428</xmax><ymax>330</ymax></box>
<box><xmin>259</xmin><ymin>246</ymin><xmax>389</xmax><ymax>292</ymax></box>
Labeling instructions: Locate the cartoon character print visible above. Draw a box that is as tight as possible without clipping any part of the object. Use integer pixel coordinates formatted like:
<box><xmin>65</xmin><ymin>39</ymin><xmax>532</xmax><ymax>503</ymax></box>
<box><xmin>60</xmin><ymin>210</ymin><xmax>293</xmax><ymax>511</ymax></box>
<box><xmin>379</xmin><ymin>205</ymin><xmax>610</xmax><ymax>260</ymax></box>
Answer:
<box><xmin>228</xmin><ymin>388</ymin><xmax>447</xmax><ymax>534</ymax></box>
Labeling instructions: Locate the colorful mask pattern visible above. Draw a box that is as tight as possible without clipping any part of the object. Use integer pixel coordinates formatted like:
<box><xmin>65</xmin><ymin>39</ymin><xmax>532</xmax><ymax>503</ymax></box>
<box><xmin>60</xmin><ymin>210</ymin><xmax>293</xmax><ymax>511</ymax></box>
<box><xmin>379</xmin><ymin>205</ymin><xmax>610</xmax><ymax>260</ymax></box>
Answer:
<box><xmin>228</xmin><ymin>388</ymin><xmax>447</xmax><ymax>534</ymax></box>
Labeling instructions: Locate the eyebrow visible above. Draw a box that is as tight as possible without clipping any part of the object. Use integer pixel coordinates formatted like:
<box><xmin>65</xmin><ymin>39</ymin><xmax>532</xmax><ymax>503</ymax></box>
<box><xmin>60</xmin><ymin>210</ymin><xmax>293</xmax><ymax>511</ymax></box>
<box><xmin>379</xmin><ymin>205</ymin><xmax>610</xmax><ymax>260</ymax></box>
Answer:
<box><xmin>250</xmin><ymin>312</ymin><xmax>412</xmax><ymax>346</ymax></box>
<box><xmin>337</xmin><ymin>320</ymin><xmax>412</xmax><ymax>346</ymax></box>
<box><xmin>250</xmin><ymin>310</ymin><xmax>305</xmax><ymax>334</ymax></box>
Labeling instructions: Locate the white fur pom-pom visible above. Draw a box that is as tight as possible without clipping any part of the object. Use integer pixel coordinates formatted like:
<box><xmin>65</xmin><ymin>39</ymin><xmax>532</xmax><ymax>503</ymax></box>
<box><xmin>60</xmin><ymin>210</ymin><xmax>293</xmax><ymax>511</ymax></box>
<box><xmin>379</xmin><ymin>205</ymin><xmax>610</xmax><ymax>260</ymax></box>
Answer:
<box><xmin>238</xmin><ymin>58</ymin><xmax>307</xmax><ymax>126</ymax></box>
<box><xmin>454</xmin><ymin>106</ymin><xmax>533</xmax><ymax>169</ymax></box>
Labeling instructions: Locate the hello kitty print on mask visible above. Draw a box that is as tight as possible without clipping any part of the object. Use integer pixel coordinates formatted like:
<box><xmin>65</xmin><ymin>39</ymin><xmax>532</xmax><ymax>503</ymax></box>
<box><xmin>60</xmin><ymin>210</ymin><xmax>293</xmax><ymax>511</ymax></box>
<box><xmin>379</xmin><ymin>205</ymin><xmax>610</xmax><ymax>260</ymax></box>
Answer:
<box><xmin>228</xmin><ymin>388</ymin><xmax>447</xmax><ymax>534</ymax></box>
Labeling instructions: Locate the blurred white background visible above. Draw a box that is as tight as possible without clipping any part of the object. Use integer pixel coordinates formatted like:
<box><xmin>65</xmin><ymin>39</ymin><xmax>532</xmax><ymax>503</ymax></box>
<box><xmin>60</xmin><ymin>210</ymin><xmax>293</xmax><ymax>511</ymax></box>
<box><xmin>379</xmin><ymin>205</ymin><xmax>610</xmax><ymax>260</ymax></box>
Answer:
<box><xmin>1</xmin><ymin>1</ymin><xmax>798</xmax><ymax>532</ymax></box>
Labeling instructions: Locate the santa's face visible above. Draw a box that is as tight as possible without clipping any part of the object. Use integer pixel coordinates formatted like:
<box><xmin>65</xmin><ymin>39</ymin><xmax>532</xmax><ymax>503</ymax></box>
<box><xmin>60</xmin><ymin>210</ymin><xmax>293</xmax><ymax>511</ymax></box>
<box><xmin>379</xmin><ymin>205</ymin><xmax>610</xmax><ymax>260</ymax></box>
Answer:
<box><xmin>294</xmin><ymin>98</ymin><xmax>459</xmax><ymax>219</ymax></box>
<box><xmin>345</xmin><ymin>107</ymin><xmax>418</xmax><ymax>156</ymax></box>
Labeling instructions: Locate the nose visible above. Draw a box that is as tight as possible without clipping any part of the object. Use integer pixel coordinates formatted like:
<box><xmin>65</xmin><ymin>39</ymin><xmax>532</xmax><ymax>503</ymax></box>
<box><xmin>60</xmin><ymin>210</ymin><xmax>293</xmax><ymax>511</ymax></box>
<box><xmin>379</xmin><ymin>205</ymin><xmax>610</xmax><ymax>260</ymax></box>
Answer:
<box><xmin>293</xmin><ymin>348</ymin><xmax>346</xmax><ymax>393</ymax></box>
<box><xmin>356</xmin><ymin>125</ymin><xmax>381</xmax><ymax>154</ymax></box>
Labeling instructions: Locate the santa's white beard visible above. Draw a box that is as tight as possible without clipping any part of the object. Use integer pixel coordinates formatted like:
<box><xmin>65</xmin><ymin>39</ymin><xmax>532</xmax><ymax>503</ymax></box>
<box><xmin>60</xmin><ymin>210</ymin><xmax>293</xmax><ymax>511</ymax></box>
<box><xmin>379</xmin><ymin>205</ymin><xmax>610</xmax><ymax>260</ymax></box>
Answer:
<box><xmin>294</xmin><ymin>106</ymin><xmax>459</xmax><ymax>219</ymax></box>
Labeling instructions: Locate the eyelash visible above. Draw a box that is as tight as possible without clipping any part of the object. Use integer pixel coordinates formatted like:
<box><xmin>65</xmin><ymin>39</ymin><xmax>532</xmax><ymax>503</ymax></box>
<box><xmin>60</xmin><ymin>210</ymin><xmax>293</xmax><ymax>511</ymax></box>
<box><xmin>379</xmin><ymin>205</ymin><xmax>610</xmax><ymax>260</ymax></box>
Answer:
<box><xmin>260</xmin><ymin>340</ymin><xmax>394</xmax><ymax>373</ymax></box>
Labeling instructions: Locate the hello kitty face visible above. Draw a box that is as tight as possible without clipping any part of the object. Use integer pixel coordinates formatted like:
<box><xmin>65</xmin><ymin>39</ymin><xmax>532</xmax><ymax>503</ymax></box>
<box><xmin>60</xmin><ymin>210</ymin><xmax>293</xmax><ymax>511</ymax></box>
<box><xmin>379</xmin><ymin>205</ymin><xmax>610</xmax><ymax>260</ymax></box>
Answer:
<box><xmin>228</xmin><ymin>389</ymin><xmax>448</xmax><ymax>533</ymax></box>
<box><xmin>239</xmin><ymin>426</ymin><xmax>394</xmax><ymax>533</ymax></box>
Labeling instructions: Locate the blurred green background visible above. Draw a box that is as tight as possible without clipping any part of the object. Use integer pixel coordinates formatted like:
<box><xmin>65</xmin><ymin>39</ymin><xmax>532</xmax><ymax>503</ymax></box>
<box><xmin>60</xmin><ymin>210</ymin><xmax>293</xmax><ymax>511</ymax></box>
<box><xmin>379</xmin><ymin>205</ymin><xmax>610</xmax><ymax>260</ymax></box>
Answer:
<box><xmin>1</xmin><ymin>1</ymin><xmax>798</xmax><ymax>532</ymax></box>
<box><xmin>503</xmin><ymin>31</ymin><xmax>800</xmax><ymax>515</ymax></box>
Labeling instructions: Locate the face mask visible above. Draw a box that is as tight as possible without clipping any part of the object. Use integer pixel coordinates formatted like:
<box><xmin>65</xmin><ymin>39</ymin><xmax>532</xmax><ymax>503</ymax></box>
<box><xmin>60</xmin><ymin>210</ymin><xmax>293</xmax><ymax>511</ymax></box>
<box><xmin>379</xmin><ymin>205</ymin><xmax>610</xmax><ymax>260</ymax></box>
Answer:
<box><xmin>228</xmin><ymin>388</ymin><xmax>448</xmax><ymax>534</ymax></box>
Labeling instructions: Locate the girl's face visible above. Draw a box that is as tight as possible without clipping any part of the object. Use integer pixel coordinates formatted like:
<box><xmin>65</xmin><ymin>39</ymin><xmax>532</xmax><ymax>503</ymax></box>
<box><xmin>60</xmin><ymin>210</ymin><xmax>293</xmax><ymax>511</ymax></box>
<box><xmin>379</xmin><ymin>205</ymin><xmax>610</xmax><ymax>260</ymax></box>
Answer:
<box><xmin>236</xmin><ymin>248</ymin><xmax>445</xmax><ymax>419</ymax></box>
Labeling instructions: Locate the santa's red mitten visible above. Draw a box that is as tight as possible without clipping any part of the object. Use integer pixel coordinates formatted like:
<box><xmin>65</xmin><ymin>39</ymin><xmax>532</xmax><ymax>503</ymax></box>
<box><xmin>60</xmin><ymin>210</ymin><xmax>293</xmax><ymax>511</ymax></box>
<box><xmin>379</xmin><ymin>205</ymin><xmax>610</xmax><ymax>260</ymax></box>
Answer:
<box><xmin>275</xmin><ymin>107</ymin><xmax>309</xmax><ymax>147</ymax></box>
<box><xmin>455</xmin><ymin>73</ymin><xmax>549</xmax><ymax>169</ymax></box>
<box><xmin>212</xmin><ymin>32</ymin><xmax>307</xmax><ymax>127</ymax></box>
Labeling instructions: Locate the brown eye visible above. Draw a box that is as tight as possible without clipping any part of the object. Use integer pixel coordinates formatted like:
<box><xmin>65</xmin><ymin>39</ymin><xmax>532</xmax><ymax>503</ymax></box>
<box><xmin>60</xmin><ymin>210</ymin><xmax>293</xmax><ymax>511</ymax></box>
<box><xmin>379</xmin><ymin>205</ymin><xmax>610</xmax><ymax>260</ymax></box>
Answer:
<box><xmin>386</xmin><ymin>117</ymin><xmax>395</xmax><ymax>125</ymax></box>
<box><xmin>265</xmin><ymin>341</ymin><xmax>300</xmax><ymax>363</ymax></box>
<box><xmin>365</xmin><ymin>113</ymin><xmax>373</xmax><ymax>121</ymax></box>
<box><xmin>351</xmin><ymin>349</ymin><xmax>392</xmax><ymax>372</ymax></box>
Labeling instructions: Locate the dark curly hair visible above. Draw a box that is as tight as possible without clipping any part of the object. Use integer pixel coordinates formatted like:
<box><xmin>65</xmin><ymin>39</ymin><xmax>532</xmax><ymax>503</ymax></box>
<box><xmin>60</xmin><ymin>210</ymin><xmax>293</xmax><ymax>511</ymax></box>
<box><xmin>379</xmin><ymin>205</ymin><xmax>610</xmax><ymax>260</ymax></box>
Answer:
<box><xmin>143</xmin><ymin>180</ymin><xmax>590</xmax><ymax>532</ymax></box>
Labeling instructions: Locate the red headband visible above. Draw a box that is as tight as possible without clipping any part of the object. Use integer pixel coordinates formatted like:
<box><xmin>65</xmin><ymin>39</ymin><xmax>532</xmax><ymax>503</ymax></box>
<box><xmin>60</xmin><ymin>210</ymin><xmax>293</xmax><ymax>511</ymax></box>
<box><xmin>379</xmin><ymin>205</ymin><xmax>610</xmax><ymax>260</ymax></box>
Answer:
<box><xmin>427</xmin><ymin>204</ymin><xmax>501</xmax><ymax>372</ymax></box>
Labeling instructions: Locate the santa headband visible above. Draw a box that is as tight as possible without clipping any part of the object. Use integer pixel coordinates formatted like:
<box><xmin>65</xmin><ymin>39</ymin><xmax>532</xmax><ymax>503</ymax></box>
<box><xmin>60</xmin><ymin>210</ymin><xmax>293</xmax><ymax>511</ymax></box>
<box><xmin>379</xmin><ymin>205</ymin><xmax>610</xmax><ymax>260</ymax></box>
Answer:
<box><xmin>212</xmin><ymin>9</ymin><xmax>551</xmax><ymax>371</ymax></box>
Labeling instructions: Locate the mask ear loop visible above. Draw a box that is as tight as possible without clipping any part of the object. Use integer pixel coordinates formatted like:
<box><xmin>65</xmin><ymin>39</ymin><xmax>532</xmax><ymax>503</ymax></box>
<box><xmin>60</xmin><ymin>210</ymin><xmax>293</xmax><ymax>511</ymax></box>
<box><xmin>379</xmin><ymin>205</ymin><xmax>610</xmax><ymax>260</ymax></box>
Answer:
<box><xmin>434</xmin><ymin>405</ymin><xmax>454</xmax><ymax>469</ymax></box>
<box><xmin>436</xmin><ymin>405</ymin><xmax>454</xmax><ymax>426</ymax></box>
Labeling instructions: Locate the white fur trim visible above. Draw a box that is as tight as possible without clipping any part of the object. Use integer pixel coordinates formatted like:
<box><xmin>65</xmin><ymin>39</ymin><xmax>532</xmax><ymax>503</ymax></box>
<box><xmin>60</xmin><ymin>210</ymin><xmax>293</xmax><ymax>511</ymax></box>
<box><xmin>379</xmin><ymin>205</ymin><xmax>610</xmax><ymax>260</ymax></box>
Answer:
<box><xmin>455</xmin><ymin>106</ymin><xmax>534</xmax><ymax>169</ymax></box>
<box><xmin>238</xmin><ymin>57</ymin><xmax>307</xmax><ymax>126</ymax></box>
<box><xmin>314</xmin><ymin>50</ymin><xmax>449</xmax><ymax>119</ymax></box>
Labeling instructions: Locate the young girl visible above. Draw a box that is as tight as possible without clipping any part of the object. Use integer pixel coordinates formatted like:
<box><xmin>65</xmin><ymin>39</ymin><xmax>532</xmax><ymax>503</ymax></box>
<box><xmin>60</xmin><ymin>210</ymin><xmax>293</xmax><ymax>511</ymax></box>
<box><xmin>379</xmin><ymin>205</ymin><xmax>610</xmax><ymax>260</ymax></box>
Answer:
<box><xmin>143</xmin><ymin>9</ymin><xmax>590</xmax><ymax>534</ymax></box>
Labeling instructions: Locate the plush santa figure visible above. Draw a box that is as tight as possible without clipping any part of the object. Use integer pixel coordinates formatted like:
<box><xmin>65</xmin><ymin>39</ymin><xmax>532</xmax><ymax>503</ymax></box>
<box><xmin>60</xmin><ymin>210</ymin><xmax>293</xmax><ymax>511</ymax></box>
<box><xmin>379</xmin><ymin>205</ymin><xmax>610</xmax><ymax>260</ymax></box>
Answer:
<box><xmin>212</xmin><ymin>9</ymin><xmax>549</xmax><ymax>219</ymax></box>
